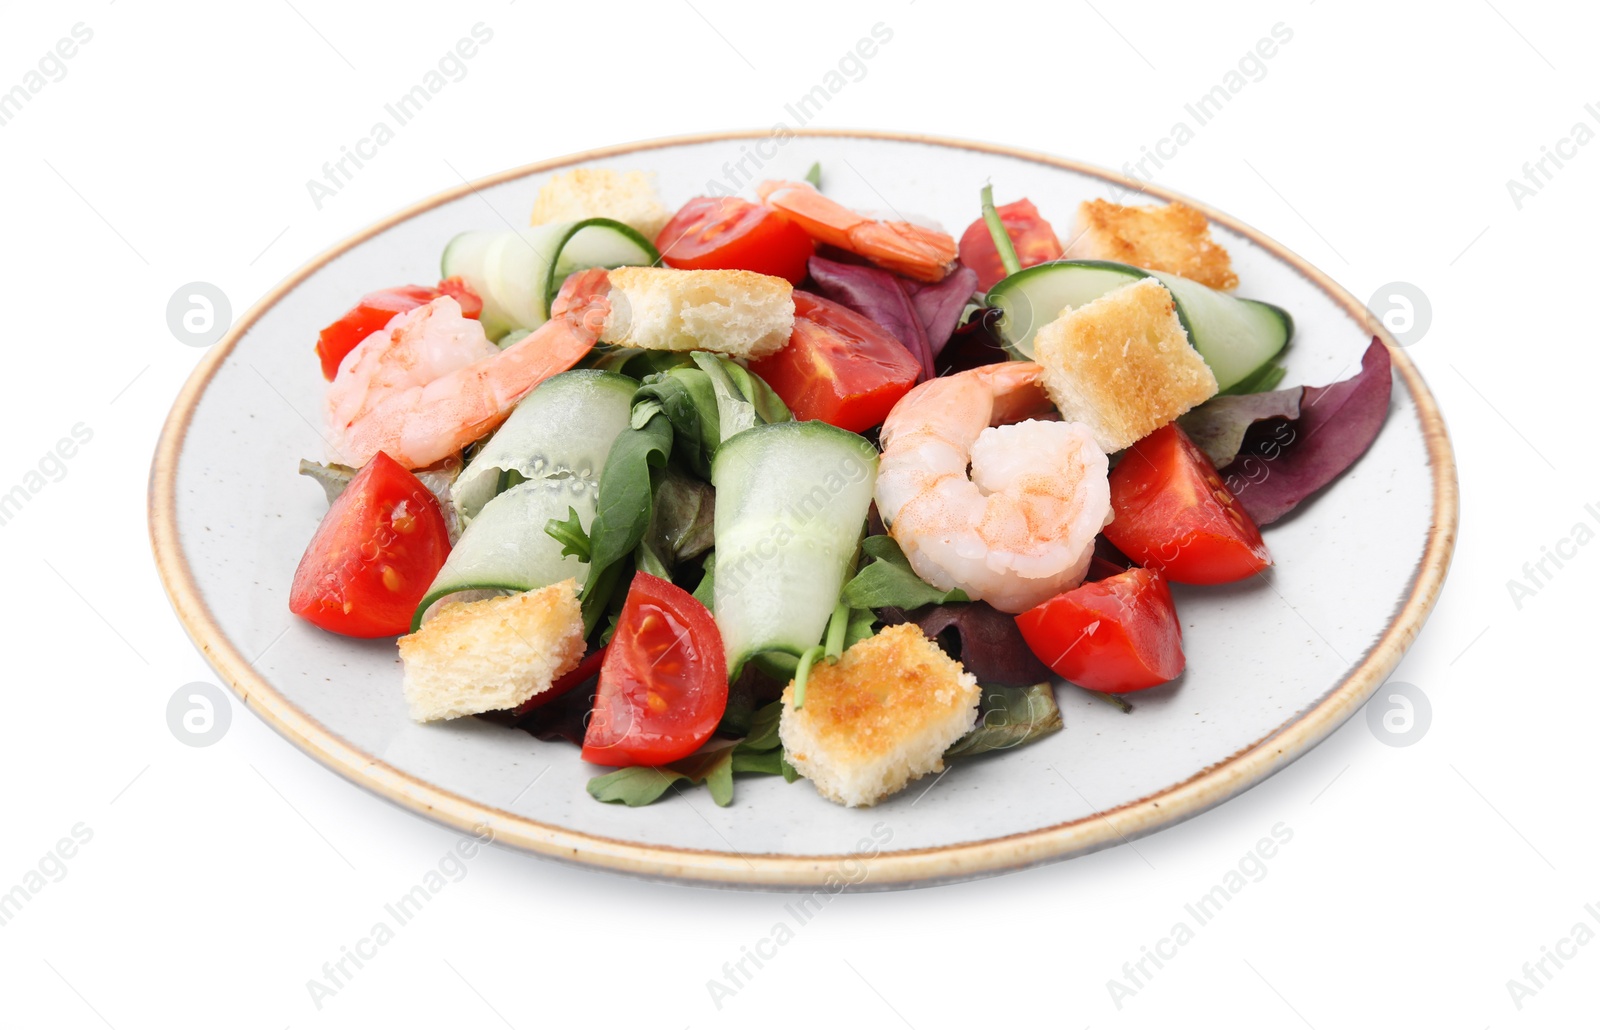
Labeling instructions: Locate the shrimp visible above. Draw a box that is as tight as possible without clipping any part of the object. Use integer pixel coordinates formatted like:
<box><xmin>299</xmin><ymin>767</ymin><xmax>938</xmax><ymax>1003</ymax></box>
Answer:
<box><xmin>326</xmin><ymin>268</ymin><xmax>609</xmax><ymax>469</ymax></box>
<box><xmin>757</xmin><ymin>179</ymin><xmax>957</xmax><ymax>282</ymax></box>
<box><xmin>875</xmin><ymin>362</ymin><xmax>1112</xmax><ymax>614</ymax></box>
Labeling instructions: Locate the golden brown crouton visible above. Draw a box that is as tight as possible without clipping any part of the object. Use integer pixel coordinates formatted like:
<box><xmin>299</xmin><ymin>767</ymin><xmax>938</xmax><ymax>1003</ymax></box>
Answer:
<box><xmin>1065</xmin><ymin>199</ymin><xmax>1238</xmax><ymax>290</ymax></box>
<box><xmin>1035</xmin><ymin>278</ymin><xmax>1219</xmax><ymax>452</ymax></box>
<box><xmin>779</xmin><ymin>624</ymin><xmax>980</xmax><ymax>808</ymax></box>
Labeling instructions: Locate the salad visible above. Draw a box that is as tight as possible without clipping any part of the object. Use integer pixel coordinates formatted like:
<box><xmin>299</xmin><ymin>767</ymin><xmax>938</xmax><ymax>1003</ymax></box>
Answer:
<box><xmin>288</xmin><ymin>163</ymin><xmax>1391</xmax><ymax>809</ymax></box>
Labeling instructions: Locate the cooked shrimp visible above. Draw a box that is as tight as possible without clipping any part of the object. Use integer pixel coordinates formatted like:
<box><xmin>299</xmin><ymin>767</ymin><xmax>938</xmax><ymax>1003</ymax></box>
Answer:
<box><xmin>875</xmin><ymin>362</ymin><xmax>1112</xmax><ymax>613</ymax></box>
<box><xmin>326</xmin><ymin>270</ymin><xmax>609</xmax><ymax>469</ymax></box>
<box><xmin>757</xmin><ymin>179</ymin><xmax>957</xmax><ymax>282</ymax></box>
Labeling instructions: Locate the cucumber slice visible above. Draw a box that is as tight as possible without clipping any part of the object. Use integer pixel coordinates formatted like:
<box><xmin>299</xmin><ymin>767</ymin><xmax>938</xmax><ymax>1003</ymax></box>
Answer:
<box><xmin>711</xmin><ymin>421</ymin><xmax>878</xmax><ymax>675</ymax></box>
<box><xmin>452</xmin><ymin>369</ymin><xmax>638</xmax><ymax>520</ymax></box>
<box><xmin>988</xmin><ymin>260</ymin><xmax>1292</xmax><ymax>392</ymax></box>
<box><xmin>414</xmin><ymin>370</ymin><xmax>638</xmax><ymax>628</ymax></box>
<box><xmin>439</xmin><ymin>219</ymin><xmax>658</xmax><ymax>341</ymax></box>
<box><xmin>413</xmin><ymin>478</ymin><xmax>598</xmax><ymax>629</ymax></box>
<box><xmin>441</xmin><ymin>230</ymin><xmax>518</xmax><ymax>339</ymax></box>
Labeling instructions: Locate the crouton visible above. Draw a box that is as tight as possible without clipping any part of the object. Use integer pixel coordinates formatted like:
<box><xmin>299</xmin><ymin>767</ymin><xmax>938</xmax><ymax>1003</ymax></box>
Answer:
<box><xmin>1064</xmin><ymin>199</ymin><xmax>1238</xmax><ymax>290</ymax></box>
<box><xmin>531</xmin><ymin>168</ymin><xmax>672</xmax><ymax>240</ymax></box>
<box><xmin>398</xmin><ymin>580</ymin><xmax>584</xmax><ymax>722</ymax></box>
<box><xmin>1035</xmin><ymin>278</ymin><xmax>1219</xmax><ymax>452</ymax></box>
<box><xmin>602</xmin><ymin>266</ymin><xmax>794</xmax><ymax>360</ymax></box>
<box><xmin>779</xmin><ymin>624</ymin><xmax>980</xmax><ymax>808</ymax></box>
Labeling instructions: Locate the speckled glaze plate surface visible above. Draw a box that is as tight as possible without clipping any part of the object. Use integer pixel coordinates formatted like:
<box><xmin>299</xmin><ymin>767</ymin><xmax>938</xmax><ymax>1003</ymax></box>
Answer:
<box><xmin>150</xmin><ymin>131</ymin><xmax>1457</xmax><ymax>890</ymax></box>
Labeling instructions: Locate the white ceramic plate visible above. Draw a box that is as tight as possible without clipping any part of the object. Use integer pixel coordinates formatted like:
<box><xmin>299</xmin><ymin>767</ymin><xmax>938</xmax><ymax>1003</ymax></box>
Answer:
<box><xmin>150</xmin><ymin>131</ymin><xmax>1457</xmax><ymax>889</ymax></box>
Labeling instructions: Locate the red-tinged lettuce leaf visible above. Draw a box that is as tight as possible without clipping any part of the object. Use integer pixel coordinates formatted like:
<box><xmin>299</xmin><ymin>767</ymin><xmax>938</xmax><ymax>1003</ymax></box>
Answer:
<box><xmin>902</xmin><ymin>264</ymin><xmax>980</xmax><ymax>356</ymax></box>
<box><xmin>1220</xmin><ymin>338</ymin><xmax>1393</xmax><ymax>526</ymax></box>
<box><xmin>880</xmin><ymin>602</ymin><xmax>1053</xmax><ymax>687</ymax></box>
<box><xmin>1177</xmin><ymin>386</ymin><xmax>1304</xmax><ymax>469</ymax></box>
<box><xmin>808</xmin><ymin>255</ymin><xmax>933</xmax><ymax>379</ymax></box>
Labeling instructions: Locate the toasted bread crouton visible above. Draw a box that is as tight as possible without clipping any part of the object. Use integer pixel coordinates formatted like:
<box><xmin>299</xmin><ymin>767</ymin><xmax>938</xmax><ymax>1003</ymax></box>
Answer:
<box><xmin>780</xmin><ymin>624</ymin><xmax>980</xmax><ymax>808</ymax></box>
<box><xmin>399</xmin><ymin>580</ymin><xmax>584</xmax><ymax>722</ymax></box>
<box><xmin>1035</xmin><ymin>278</ymin><xmax>1218</xmax><ymax>452</ymax></box>
<box><xmin>602</xmin><ymin>266</ymin><xmax>794</xmax><ymax>359</ymax></box>
<box><xmin>531</xmin><ymin>168</ymin><xmax>671</xmax><ymax>240</ymax></box>
<box><xmin>1064</xmin><ymin>199</ymin><xmax>1238</xmax><ymax>290</ymax></box>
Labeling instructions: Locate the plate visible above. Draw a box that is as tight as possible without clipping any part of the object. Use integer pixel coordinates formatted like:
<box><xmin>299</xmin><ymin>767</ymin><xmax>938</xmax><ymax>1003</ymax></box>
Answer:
<box><xmin>149</xmin><ymin>131</ymin><xmax>1457</xmax><ymax>889</ymax></box>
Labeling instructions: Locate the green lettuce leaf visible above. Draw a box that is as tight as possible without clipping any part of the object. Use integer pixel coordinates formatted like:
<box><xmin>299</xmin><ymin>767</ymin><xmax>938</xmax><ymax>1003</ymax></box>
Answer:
<box><xmin>841</xmin><ymin>535</ymin><xmax>968</xmax><ymax>610</ymax></box>
<box><xmin>944</xmin><ymin>683</ymin><xmax>1063</xmax><ymax>759</ymax></box>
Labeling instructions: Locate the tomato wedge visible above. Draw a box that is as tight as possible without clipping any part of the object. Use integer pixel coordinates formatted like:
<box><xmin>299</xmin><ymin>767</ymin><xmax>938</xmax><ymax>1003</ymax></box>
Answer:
<box><xmin>959</xmin><ymin>198</ymin><xmax>1062</xmax><ymax>292</ymax></box>
<box><xmin>748</xmin><ymin>291</ymin><xmax>920</xmax><ymax>432</ymax></box>
<box><xmin>289</xmin><ymin>451</ymin><xmax>451</xmax><ymax>638</ymax></box>
<box><xmin>315</xmin><ymin>277</ymin><xmax>484</xmax><ymax>381</ymax></box>
<box><xmin>1104</xmin><ymin>424</ymin><xmax>1272</xmax><ymax>585</ymax></box>
<box><xmin>656</xmin><ymin>196</ymin><xmax>814</xmax><ymax>284</ymax></box>
<box><xmin>1016</xmin><ymin>567</ymin><xmax>1185</xmax><ymax>693</ymax></box>
<box><xmin>581</xmin><ymin>573</ymin><xmax>728</xmax><ymax>767</ymax></box>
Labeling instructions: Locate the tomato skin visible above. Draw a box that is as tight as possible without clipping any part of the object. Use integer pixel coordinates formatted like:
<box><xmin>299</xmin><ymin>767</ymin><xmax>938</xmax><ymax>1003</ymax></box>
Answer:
<box><xmin>748</xmin><ymin>291</ymin><xmax>920</xmax><ymax>432</ymax></box>
<box><xmin>289</xmin><ymin>452</ymin><xmax>451</xmax><ymax>638</ymax></box>
<box><xmin>315</xmin><ymin>279</ymin><xmax>485</xmax><ymax>381</ymax></box>
<box><xmin>1104</xmin><ymin>424</ymin><xmax>1272</xmax><ymax>585</ymax></box>
<box><xmin>581</xmin><ymin>574</ymin><xmax>728</xmax><ymax>767</ymax></box>
<box><xmin>960</xmin><ymin>199</ymin><xmax>1063</xmax><ymax>292</ymax></box>
<box><xmin>656</xmin><ymin>196</ymin><xmax>815</xmax><ymax>284</ymax></box>
<box><xmin>1016</xmin><ymin>567</ymin><xmax>1185</xmax><ymax>693</ymax></box>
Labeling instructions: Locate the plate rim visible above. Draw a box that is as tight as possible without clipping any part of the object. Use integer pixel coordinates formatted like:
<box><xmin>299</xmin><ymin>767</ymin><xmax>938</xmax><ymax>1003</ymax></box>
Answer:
<box><xmin>148</xmin><ymin>129</ymin><xmax>1459</xmax><ymax>889</ymax></box>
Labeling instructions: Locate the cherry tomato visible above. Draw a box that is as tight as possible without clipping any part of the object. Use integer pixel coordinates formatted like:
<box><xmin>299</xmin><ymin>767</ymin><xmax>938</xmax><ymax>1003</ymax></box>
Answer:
<box><xmin>315</xmin><ymin>278</ymin><xmax>484</xmax><ymax>381</ymax></box>
<box><xmin>1104</xmin><ymin>424</ymin><xmax>1272</xmax><ymax>585</ymax></box>
<box><xmin>748</xmin><ymin>291</ymin><xmax>920</xmax><ymax>433</ymax></box>
<box><xmin>1016</xmin><ymin>567</ymin><xmax>1184</xmax><ymax>693</ymax></box>
<box><xmin>581</xmin><ymin>573</ymin><xmax>728</xmax><ymax>767</ymax></box>
<box><xmin>959</xmin><ymin>198</ymin><xmax>1063</xmax><ymax>292</ymax></box>
<box><xmin>288</xmin><ymin>452</ymin><xmax>451</xmax><ymax>637</ymax></box>
<box><xmin>656</xmin><ymin>196</ymin><xmax>814</xmax><ymax>284</ymax></box>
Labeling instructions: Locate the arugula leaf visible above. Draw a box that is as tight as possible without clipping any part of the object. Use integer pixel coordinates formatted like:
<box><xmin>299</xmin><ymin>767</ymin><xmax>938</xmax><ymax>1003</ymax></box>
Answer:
<box><xmin>732</xmin><ymin>749</ymin><xmax>785</xmax><ymax>775</ymax></box>
<box><xmin>670</xmin><ymin>747</ymin><xmax>736</xmax><ymax>807</ymax></box>
<box><xmin>804</xmin><ymin>161</ymin><xmax>822</xmax><ymax>188</ymax></box>
<box><xmin>740</xmin><ymin>700</ymin><xmax>783</xmax><ymax>752</ymax></box>
<box><xmin>633</xmin><ymin>369</ymin><xmax>721</xmax><ymax>479</ymax></box>
<box><xmin>587</xmin><ymin>702</ymin><xmax>794</xmax><ymax>808</ymax></box>
<box><xmin>780</xmin><ymin>757</ymin><xmax>800</xmax><ymax>783</ymax></box>
<box><xmin>581</xmin><ymin>412</ymin><xmax>674</xmax><ymax>624</ymax></box>
<box><xmin>843</xmin><ymin>607</ymin><xmax>878</xmax><ymax>649</ymax></box>
<box><xmin>944</xmin><ymin>683</ymin><xmax>1063</xmax><ymax>759</ymax></box>
<box><xmin>692</xmin><ymin>551</ymin><xmax>716</xmax><ymax>611</ymax></box>
<box><xmin>543</xmin><ymin>505</ymin><xmax>592</xmax><ymax>563</ymax></box>
<box><xmin>586</xmin><ymin>765</ymin><xmax>689</xmax><ymax>806</ymax></box>
<box><xmin>644</xmin><ymin>468</ymin><xmax>715</xmax><ymax>571</ymax></box>
<box><xmin>689</xmin><ymin>351</ymin><xmax>792</xmax><ymax>438</ymax></box>
<box><xmin>842</xmin><ymin>536</ymin><xmax>969</xmax><ymax>609</ymax></box>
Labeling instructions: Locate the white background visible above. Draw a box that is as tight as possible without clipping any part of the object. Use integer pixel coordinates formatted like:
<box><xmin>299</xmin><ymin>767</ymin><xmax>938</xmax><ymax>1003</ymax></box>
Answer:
<box><xmin>2</xmin><ymin>1</ymin><xmax>1595</xmax><ymax>1027</ymax></box>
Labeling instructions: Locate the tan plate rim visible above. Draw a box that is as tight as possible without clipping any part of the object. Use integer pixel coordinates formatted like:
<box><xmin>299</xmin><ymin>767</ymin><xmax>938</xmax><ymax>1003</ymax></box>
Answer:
<box><xmin>148</xmin><ymin>129</ymin><xmax>1459</xmax><ymax>890</ymax></box>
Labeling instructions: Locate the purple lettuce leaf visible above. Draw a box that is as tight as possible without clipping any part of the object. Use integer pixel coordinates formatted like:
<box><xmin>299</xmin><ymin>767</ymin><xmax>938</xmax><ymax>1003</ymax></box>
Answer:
<box><xmin>936</xmin><ymin>308</ymin><xmax>1011</xmax><ymax>376</ymax></box>
<box><xmin>1220</xmin><ymin>337</ymin><xmax>1393</xmax><ymax>525</ymax></box>
<box><xmin>902</xmin><ymin>264</ymin><xmax>980</xmax><ymax>356</ymax></box>
<box><xmin>807</xmin><ymin>255</ymin><xmax>933</xmax><ymax>379</ymax></box>
<box><xmin>880</xmin><ymin>602</ymin><xmax>1053</xmax><ymax>687</ymax></box>
<box><xmin>1177</xmin><ymin>386</ymin><xmax>1304</xmax><ymax>469</ymax></box>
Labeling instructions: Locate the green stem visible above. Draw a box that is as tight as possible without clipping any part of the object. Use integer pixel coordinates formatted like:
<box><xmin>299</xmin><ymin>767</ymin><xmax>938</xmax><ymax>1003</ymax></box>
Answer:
<box><xmin>981</xmin><ymin>183</ymin><xmax>1022</xmax><ymax>278</ymax></box>
<box><xmin>791</xmin><ymin>645</ymin><xmax>826</xmax><ymax>710</ymax></box>
<box><xmin>1085</xmin><ymin>688</ymin><xmax>1133</xmax><ymax>714</ymax></box>
<box><xmin>823</xmin><ymin>600</ymin><xmax>850</xmax><ymax>659</ymax></box>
